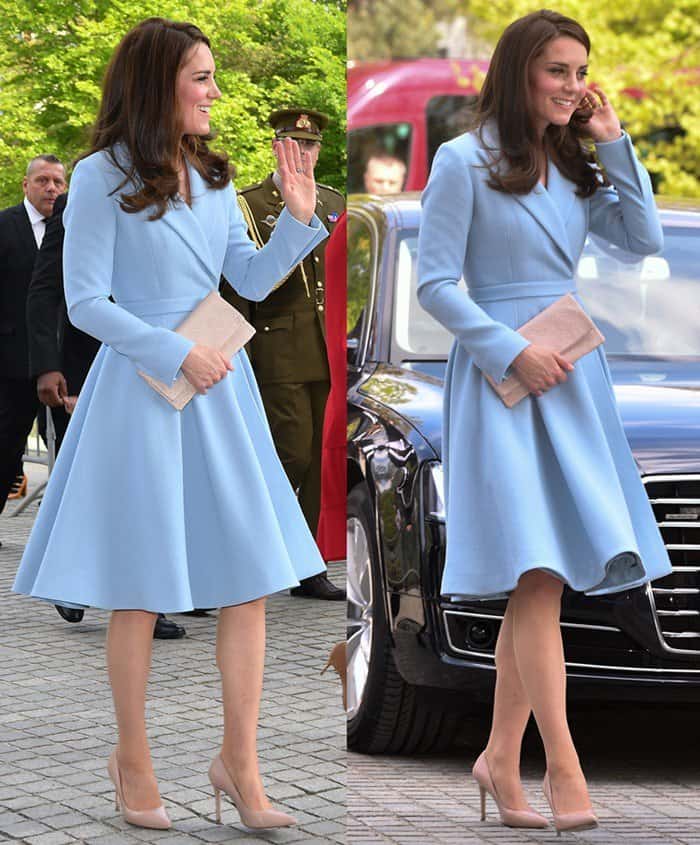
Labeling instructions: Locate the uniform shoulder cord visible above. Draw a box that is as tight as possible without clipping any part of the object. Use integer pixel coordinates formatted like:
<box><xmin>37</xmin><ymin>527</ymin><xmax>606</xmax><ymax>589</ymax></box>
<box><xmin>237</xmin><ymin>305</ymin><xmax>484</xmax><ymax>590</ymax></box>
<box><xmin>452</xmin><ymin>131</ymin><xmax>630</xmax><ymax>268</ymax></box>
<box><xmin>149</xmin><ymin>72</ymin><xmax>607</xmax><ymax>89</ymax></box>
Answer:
<box><xmin>236</xmin><ymin>194</ymin><xmax>311</xmax><ymax>298</ymax></box>
<box><xmin>237</xmin><ymin>195</ymin><xmax>264</xmax><ymax>249</ymax></box>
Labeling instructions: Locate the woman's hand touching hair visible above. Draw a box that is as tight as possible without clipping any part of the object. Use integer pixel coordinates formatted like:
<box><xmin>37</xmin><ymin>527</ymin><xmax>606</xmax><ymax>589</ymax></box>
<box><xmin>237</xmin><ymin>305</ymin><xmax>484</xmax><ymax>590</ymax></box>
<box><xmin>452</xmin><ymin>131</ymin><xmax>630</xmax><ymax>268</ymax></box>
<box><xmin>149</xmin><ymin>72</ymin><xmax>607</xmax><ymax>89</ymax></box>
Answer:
<box><xmin>574</xmin><ymin>85</ymin><xmax>622</xmax><ymax>144</ymax></box>
<box><xmin>272</xmin><ymin>137</ymin><xmax>317</xmax><ymax>225</ymax></box>
<box><xmin>181</xmin><ymin>345</ymin><xmax>234</xmax><ymax>394</ymax></box>
<box><xmin>511</xmin><ymin>345</ymin><xmax>574</xmax><ymax>398</ymax></box>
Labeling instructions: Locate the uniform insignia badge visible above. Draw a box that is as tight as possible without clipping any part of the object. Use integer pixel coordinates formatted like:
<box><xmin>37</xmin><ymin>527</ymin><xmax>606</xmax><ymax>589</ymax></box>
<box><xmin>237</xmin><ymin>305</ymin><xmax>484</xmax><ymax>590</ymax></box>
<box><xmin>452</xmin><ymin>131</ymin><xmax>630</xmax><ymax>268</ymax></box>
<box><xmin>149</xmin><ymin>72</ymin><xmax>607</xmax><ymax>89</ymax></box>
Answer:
<box><xmin>327</xmin><ymin>212</ymin><xmax>339</xmax><ymax>223</ymax></box>
<box><xmin>296</xmin><ymin>114</ymin><xmax>312</xmax><ymax>130</ymax></box>
<box><xmin>262</xmin><ymin>214</ymin><xmax>277</xmax><ymax>228</ymax></box>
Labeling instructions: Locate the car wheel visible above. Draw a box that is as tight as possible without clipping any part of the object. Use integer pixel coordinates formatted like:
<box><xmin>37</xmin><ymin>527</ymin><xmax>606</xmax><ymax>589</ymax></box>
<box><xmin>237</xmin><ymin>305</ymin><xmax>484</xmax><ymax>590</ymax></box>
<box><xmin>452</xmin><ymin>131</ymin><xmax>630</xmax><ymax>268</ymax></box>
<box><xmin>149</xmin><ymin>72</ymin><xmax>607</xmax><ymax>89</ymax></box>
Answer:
<box><xmin>346</xmin><ymin>482</ymin><xmax>461</xmax><ymax>754</ymax></box>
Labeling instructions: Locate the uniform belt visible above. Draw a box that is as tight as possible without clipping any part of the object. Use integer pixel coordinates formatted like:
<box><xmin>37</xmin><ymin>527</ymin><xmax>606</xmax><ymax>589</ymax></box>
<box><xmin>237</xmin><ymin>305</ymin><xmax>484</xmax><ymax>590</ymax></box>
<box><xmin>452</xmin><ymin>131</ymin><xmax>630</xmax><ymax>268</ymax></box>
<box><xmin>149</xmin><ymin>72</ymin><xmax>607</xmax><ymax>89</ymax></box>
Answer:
<box><xmin>119</xmin><ymin>295</ymin><xmax>204</xmax><ymax>317</ymax></box>
<box><xmin>255</xmin><ymin>304</ymin><xmax>320</xmax><ymax>316</ymax></box>
<box><xmin>470</xmin><ymin>280</ymin><xmax>576</xmax><ymax>303</ymax></box>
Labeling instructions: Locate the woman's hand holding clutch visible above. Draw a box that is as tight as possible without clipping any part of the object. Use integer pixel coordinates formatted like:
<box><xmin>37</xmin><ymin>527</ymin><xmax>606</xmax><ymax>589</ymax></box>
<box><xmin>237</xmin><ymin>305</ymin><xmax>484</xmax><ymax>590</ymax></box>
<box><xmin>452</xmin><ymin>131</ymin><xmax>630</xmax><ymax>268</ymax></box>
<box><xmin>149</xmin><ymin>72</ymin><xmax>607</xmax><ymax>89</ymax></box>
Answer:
<box><xmin>511</xmin><ymin>345</ymin><xmax>574</xmax><ymax>398</ymax></box>
<box><xmin>272</xmin><ymin>137</ymin><xmax>317</xmax><ymax>225</ymax></box>
<box><xmin>181</xmin><ymin>345</ymin><xmax>234</xmax><ymax>394</ymax></box>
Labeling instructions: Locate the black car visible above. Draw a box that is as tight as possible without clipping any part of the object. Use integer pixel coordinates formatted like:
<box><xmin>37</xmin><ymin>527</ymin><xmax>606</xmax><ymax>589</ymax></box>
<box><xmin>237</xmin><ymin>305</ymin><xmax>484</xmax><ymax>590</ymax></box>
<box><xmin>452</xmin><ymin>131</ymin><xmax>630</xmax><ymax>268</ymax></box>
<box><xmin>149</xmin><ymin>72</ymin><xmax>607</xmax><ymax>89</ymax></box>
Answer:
<box><xmin>347</xmin><ymin>194</ymin><xmax>700</xmax><ymax>754</ymax></box>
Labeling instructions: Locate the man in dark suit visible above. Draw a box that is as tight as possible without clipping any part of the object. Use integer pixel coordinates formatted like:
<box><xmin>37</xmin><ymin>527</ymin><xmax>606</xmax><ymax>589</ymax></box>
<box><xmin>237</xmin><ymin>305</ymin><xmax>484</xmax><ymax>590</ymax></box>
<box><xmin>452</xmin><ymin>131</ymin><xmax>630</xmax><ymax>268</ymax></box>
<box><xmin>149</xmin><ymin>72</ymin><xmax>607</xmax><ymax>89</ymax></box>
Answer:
<box><xmin>28</xmin><ymin>192</ymin><xmax>96</xmax><ymax>451</ymax></box>
<box><xmin>25</xmin><ymin>192</ymin><xmax>186</xmax><ymax>640</ymax></box>
<box><xmin>0</xmin><ymin>155</ymin><xmax>66</xmax><ymax>515</ymax></box>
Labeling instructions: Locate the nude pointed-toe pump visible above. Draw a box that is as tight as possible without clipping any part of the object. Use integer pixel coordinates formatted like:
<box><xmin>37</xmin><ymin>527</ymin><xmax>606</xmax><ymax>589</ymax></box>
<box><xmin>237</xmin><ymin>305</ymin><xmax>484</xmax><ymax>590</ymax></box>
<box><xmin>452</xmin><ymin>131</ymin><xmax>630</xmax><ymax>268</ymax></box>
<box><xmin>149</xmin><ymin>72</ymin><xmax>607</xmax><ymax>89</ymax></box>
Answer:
<box><xmin>321</xmin><ymin>641</ymin><xmax>347</xmax><ymax>709</ymax></box>
<box><xmin>472</xmin><ymin>752</ymin><xmax>549</xmax><ymax>829</ymax></box>
<box><xmin>542</xmin><ymin>771</ymin><xmax>599</xmax><ymax>835</ymax></box>
<box><xmin>107</xmin><ymin>750</ymin><xmax>171</xmax><ymax>830</ymax></box>
<box><xmin>208</xmin><ymin>754</ymin><xmax>297</xmax><ymax>829</ymax></box>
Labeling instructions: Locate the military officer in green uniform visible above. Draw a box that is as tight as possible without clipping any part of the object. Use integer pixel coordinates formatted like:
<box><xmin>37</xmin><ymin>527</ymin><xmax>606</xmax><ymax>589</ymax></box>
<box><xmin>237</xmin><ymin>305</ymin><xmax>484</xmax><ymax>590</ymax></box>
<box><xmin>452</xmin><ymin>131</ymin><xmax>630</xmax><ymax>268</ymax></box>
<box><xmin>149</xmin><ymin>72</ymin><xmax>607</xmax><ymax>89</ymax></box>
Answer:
<box><xmin>222</xmin><ymin>108</ymin><xmax>346</xmax><ymax>600</ymax></box>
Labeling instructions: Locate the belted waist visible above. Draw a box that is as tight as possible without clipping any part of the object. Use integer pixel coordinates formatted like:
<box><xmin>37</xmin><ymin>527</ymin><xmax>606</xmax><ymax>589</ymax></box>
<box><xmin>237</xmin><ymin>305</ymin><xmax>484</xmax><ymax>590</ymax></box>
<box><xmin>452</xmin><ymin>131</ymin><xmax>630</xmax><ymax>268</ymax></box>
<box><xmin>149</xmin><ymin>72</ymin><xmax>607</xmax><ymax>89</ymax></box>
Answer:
<box><xmin>119</xmin><ymin>295</ymin><xmax>204</xmax><ymax>317</ymax></box>
<box><xmin>470</xmin><ymin>280</ymin><xmax>576</xmax><ymax>303</ymax></box>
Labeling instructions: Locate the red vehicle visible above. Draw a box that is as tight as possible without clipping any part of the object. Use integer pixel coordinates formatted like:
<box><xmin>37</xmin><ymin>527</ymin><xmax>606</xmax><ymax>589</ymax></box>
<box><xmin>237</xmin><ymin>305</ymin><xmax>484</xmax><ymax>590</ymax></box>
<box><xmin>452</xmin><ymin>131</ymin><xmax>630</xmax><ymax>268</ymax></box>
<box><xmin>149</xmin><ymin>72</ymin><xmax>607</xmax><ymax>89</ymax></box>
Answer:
<box><xmin>348</xmin><ymin>58</ymin><xmax>488</xmax><ymax>193</ymax></box>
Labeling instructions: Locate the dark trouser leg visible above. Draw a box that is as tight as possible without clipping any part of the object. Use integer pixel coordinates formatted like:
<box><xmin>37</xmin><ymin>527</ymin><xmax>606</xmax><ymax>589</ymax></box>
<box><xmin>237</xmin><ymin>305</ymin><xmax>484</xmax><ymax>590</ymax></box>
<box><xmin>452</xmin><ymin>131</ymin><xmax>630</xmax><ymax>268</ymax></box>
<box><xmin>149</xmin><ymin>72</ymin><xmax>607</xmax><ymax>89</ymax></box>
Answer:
<box><xmin>258</xmin><ymin>382</ymin><xmax>313</xmax><ymax>525</ymax></box>
<box><xmin>298</xmin><ymin>380</ymin><xmax>330</xmax><ymax>535</ymax></box>
<box><xmin>0</xmin><ymin>378</ymin><xmax>40</xmax><ymax>514</ymax></box>
<box><xmin>258</xmin><ymin>381</ymin><xmax>330</xmax><ymax>534</ymax></box>
<box><xmin>36</xmin><ymin>403</ymin><xmax>71</xmax><ymax>454</ymax></box>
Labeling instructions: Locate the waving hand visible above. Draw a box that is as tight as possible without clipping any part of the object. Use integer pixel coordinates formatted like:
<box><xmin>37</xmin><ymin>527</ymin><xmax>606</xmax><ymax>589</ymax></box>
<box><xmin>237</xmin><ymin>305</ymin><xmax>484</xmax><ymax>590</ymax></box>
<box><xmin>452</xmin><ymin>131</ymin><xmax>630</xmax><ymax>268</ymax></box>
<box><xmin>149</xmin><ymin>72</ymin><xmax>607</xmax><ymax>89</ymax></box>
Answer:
<box><xmin>273</xmin><ymin>137</ymin><xmax>317</xmax><ymax>225</ymax></box>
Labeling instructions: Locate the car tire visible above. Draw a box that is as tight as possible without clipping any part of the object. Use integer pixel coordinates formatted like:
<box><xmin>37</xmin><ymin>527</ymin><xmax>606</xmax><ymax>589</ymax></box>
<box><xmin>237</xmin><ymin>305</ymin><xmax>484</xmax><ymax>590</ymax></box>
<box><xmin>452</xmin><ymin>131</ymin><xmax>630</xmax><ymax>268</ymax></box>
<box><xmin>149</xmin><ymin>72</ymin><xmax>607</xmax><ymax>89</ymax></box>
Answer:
<box><xmin>347</xmin><ymin>482</ymin><xmax>462</xmax><ymax>754</ymax></box>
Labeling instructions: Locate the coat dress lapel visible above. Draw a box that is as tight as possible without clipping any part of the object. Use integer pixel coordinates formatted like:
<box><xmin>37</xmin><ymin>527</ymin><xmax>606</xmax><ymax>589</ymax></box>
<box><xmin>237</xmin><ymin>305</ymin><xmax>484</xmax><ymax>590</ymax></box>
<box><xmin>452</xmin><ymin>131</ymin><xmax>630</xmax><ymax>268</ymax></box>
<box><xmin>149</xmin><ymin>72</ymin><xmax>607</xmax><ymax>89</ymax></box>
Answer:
<box><xmin>160</xmin><ymin>164</ymin><xmax>218</xmax><ymax>284</ymax></box>
<box><xmin>475</xmin><ymin>123</ymin><xmax>577</xmax><ymax>271</ymax></box>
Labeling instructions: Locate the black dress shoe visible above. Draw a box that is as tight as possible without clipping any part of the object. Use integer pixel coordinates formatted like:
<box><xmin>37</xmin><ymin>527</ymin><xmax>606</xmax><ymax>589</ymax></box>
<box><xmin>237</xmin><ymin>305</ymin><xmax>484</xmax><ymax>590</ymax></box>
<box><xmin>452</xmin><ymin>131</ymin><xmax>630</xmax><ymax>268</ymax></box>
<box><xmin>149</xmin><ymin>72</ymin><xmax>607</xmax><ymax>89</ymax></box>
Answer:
<box><xmin>181</xmin><ymin>609</ymin><xmax>214</xmax><ymax>616</ymax></box>
<box><xmin>290</xmin><ymin>573</ymin><xmax>346</xmax><ymax>601</ymax></box>
<box><xmin>55</xmin><ymin>604</ymin><xmax>85</xmax><ymax>623</ymax></box>
<box><xmin>154</xmin><ymin>614</ymin><xmax>186</xmax><ymax>639</ymax></box>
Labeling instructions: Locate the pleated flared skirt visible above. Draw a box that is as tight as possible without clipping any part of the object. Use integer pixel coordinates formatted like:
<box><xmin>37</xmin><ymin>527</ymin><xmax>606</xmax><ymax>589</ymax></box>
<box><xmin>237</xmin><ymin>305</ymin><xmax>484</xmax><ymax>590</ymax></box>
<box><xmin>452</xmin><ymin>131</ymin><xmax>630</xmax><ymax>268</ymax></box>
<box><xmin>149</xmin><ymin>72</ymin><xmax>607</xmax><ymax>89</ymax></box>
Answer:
<box><xmin>13</xmin><ymin>320</ymin><xmax>325</xmax><ymax>612</ymax></box>
<box><xmin>441</xmin><ymin>290</ymin><xmax>672</xmax><ymax>601</ymax></box>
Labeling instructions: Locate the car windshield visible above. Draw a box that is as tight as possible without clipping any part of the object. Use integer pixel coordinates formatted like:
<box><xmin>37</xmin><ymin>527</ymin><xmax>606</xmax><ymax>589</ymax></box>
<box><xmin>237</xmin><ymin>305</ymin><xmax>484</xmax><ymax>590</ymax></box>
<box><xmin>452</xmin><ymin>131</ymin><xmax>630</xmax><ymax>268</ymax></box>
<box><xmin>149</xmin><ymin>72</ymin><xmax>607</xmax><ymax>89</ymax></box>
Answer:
<box><xmin>393</xmin><ymin>225</ymin><xmax>700</xmax><ymax>359</ymax></box>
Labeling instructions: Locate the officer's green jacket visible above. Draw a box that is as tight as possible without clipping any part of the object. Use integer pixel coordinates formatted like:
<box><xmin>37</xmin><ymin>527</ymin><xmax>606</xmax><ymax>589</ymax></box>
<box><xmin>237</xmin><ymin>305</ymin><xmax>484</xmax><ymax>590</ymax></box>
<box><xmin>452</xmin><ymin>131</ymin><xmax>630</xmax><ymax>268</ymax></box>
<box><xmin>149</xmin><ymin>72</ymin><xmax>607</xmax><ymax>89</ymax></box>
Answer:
<box><xmin>222</xmin><ymin>174</ymin><xmax>345</xmax><ymax>384</ymax></box>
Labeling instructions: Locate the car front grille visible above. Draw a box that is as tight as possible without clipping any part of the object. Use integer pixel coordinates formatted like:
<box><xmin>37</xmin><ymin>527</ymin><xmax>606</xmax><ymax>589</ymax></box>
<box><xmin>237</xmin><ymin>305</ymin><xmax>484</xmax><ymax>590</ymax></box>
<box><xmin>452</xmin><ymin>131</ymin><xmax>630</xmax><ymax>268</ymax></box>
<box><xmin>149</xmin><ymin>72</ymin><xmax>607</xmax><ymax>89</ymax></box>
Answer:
<box><xmin>645</xmin><ymin>474</ymin><xmax>700</xmax><ymax>655</ymax></box>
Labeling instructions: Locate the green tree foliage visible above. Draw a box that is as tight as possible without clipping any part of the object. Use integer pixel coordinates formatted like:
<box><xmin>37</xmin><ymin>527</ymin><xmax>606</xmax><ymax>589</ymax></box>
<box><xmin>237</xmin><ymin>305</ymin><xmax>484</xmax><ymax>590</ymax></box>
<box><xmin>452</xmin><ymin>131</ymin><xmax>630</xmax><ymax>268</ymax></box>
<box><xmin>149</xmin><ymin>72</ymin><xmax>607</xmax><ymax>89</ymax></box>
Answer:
<box><xmin>0</xmin><ymin>0</ymin><xmax>346</xmax><ymax>207</ymax></box>
<box><xmin>348</xmin><ymin>0</ymin><xmax>446</xmax><ymax>59</ymax></box>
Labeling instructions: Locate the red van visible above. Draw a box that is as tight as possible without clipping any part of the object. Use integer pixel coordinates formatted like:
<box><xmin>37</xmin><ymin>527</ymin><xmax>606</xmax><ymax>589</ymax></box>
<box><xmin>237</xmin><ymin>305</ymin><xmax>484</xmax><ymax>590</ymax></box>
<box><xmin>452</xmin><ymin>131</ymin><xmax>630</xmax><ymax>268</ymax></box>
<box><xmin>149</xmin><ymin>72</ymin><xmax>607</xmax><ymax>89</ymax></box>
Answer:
<box><xmin>348</xmin><ymin>58</ymin><xmax>488</xmax><ymax>193</ymax></box>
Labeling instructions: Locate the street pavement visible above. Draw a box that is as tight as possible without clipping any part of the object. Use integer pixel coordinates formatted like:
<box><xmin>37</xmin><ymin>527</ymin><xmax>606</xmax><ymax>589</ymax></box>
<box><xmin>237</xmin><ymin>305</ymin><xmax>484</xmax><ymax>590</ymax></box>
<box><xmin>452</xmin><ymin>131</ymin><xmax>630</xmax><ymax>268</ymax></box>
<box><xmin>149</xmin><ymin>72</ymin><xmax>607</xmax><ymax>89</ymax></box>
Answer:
<box><xmin>0</xmin><ymin>466</ymin><xmax>346</xmax><ymax>844</ymax></box>
<box><xmin>348</xmin><ymin>702</ymin><xmax>700</xmax><ymax>843</ymax></box>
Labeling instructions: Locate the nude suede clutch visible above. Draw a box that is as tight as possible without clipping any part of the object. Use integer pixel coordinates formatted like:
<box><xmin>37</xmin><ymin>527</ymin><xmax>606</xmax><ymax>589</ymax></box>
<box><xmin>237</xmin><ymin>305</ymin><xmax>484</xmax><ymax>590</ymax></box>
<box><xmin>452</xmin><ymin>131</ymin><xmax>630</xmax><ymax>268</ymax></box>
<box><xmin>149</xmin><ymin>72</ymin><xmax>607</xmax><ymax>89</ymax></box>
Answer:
<box><xmin>138</xmin><ymin>291</ymin><xmax>255</xmax><ymax>410</ymax></box>
<box><xmin>485</xmin><ymin>293</ymin><xmax>605</xmax><ymax>408</ymax></box>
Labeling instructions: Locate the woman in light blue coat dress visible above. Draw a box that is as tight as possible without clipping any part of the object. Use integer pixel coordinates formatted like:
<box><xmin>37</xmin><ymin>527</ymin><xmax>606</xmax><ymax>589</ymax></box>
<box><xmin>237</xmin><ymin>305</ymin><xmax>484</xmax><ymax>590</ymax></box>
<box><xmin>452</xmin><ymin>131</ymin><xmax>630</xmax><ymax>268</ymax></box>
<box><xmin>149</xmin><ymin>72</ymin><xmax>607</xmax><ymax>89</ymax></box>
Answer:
<box><xmin>13</xmin><ymin>18</ymin><xmax>327</xmax><ymax>831</ymax></box>
<box><xmin>417</xmin><ymin>10</ymin><xmax>672</xmax><ymax>835</ymax></box>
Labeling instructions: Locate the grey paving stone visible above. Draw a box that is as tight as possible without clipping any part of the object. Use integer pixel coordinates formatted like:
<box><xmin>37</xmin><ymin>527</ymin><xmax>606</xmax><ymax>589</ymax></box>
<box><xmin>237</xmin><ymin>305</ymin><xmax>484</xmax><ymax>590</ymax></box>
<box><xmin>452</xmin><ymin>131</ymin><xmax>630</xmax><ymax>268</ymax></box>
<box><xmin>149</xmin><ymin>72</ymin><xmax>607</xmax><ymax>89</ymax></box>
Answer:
<box><xmin>24</xmin><ymin>831</ymin><xmax>79</xmax><ymax>845</ymax></box>
<box><xmin>63</xmin><ymin>821</ymin><xmax>117</xmax><ymax>839</ymax></box>
<box><xmin>0</xmin><ymin>818</ymin><xmax>52</xmax><ymax>837</ymax></box>
<box><xmin>42</xmin><ymin>810</ymin><xmax>94</xmax><ymax>829</ymax></box>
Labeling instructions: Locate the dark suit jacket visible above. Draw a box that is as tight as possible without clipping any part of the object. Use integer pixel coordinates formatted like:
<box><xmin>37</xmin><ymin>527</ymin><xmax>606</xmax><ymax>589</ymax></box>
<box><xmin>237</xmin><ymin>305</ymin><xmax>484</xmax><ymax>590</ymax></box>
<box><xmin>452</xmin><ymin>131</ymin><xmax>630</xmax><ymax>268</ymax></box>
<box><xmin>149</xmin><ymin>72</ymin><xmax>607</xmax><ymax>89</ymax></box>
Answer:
<box><xmin>0</xmin><ymin>202</ymin><xmax>38</xmax><ymax>378</ymax></box>
<box><xmin>26</xmin><ymin>193</ymin><xmax>100</xmax><ymax>392</ymax></box>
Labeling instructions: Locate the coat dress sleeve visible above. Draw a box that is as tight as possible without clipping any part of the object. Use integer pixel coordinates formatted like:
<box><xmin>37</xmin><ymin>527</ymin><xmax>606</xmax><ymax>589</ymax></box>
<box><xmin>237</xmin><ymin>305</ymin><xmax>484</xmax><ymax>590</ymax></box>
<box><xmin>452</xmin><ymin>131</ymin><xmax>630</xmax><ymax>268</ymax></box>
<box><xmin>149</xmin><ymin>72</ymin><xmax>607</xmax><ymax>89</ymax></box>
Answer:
<box><xmin>417</xmin><ymin>143</ymin><xmax>531</xmax><ymax>384</ymax></box>
<box><xmin>63</xmin><ymin>156</ymin><xmax>195</xmax><ymax>386</ymax></box>
<box><xmin>222</xmin><ymin>187</ymin><xmax>327</xmax><ymax>302</ymax></box>
<box><xmin>589</xmin><ymin>131</ymin><xmax>664</xmax><ymax>255</ymax></box>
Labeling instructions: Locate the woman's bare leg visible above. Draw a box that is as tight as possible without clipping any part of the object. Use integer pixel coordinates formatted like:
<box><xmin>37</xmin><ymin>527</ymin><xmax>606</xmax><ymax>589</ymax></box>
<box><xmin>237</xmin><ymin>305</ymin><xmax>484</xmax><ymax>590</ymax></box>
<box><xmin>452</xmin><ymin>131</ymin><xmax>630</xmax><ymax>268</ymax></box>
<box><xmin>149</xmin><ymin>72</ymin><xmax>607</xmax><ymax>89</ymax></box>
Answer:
<box><xmin>106</xmin><ymin>610</ymin><xmax>162</xmax><ymax>810</ymax></box>
<box><xmin>216</xmin><ymin>598</ymin><xmax>270</xmax><ymax>810</ymax></box>
<box><xmin>509</xmin><ymin>571</ymin><xmax>592</xmax><ymax>813</ymax></box>
<box><xmin>482</xmin><ymin>600</ymin><xmax>534</xmax><ymax>809</ymax></box>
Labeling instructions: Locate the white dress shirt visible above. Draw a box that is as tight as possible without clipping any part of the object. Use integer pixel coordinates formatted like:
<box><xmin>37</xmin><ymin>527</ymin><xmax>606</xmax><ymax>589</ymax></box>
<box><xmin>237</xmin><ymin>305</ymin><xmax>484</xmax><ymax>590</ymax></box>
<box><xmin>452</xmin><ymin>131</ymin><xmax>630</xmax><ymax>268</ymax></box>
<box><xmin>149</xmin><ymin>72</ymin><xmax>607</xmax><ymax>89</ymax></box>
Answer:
<box><xmin>23</xmin><ymin>197</ymin><xmax>47</xmax><ymax>248</ymax></box>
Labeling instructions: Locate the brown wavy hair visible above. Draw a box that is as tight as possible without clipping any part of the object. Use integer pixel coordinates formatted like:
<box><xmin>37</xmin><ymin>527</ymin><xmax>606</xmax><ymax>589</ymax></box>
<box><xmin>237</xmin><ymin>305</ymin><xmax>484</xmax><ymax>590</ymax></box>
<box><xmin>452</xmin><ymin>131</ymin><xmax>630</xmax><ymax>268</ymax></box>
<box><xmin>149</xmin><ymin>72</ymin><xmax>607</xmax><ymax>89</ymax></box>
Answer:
<box><xmin>80</xmin><ymin>18</ymin><xmax>232</xmax><ymax>220</ymax></box>
<box><xmin>473</xmin><ymin>9</ymin><xmax>609</xmax><ymax>198</ymax></box>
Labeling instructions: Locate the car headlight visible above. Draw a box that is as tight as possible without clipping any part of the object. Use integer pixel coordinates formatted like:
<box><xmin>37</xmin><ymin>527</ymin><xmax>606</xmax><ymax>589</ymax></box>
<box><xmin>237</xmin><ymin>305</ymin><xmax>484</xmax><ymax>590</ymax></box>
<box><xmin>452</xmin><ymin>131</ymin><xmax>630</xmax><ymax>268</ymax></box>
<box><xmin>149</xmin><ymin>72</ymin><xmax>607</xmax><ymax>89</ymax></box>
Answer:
<box><xmin>422</xmin><ymin>461</ymin><xmax>445</xmax><ymax>522</ymax></box>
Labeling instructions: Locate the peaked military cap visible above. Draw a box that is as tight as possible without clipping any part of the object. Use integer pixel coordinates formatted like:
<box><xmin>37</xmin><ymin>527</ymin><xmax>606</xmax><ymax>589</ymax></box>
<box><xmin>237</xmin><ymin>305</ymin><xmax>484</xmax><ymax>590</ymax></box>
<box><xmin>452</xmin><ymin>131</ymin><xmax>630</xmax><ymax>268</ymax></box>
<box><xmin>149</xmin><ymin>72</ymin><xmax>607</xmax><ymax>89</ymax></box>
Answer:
<box><xmin>268</xmin><ymin>108</ymin><xmax>328</xmax><ymax>142</ymax></box>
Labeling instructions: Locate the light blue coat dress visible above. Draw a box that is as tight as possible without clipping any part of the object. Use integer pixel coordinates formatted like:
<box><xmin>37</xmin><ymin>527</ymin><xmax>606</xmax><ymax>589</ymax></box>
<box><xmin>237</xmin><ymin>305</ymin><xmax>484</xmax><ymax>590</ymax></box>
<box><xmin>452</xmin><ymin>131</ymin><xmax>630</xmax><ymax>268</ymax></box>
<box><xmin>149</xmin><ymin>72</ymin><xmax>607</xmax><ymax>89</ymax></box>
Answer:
<box><xmin>417</xmin><ymin>124</ymin><xmax>673</xmax><ymax>601</ymax></box>
<box><xmin>13</xmin><ymin>149</ymin><xmax>328</xmax><ymax>612</ymax></box>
